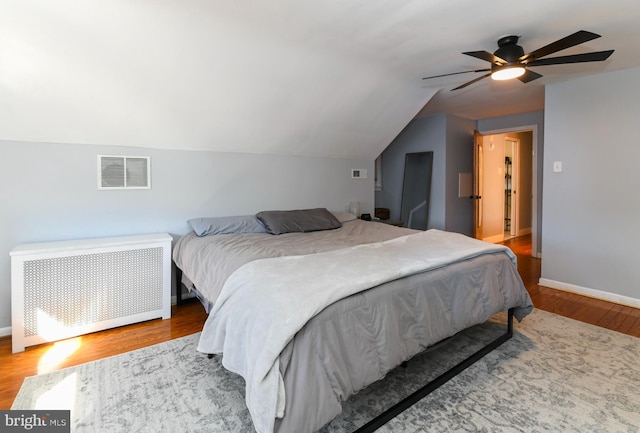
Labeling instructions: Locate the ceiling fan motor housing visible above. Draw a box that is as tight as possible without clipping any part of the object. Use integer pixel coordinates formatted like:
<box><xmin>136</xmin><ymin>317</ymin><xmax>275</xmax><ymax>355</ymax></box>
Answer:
<box><xmin>493</xmin><ymin>35</ymin><xmax>525</xmax><ymax>71</ymax></box>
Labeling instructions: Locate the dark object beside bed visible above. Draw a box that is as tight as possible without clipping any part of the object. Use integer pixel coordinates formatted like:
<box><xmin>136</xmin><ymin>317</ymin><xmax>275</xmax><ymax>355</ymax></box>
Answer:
<box><xmin>374</xmin><ymin>207</ymin><xmax>390</xmax><ymax>219</ymax></box>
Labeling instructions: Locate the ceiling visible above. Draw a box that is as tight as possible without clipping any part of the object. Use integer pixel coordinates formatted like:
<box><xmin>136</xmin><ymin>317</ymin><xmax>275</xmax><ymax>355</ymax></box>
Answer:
<box><xmin>2</xmin><ymin>0</ymin><xmax>640</xmax><ymax>160</ymax></box>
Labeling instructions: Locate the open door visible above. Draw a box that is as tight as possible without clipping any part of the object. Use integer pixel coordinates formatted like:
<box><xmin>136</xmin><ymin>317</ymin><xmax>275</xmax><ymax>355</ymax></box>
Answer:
<box><xmin>473</xmin><ymin>130</ymin><xmax>483</xmax><ymax>239</ymax></box>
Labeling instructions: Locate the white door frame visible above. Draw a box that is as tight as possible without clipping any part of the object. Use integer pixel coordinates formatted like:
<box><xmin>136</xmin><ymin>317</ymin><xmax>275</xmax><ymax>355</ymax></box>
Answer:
<box><xmin>478</xmin><ymin>125</ymin><xmax>539</xmax><ymax>258</ymax></box>
<box><xmin>505</xmin><ymin>136</ymin><xmax>520</xmax><ymax>238</ymax></box>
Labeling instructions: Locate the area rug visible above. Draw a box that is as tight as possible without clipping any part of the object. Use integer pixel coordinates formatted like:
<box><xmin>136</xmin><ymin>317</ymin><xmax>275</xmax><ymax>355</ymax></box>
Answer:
<box><xmin>12</xmin><ymin>309</ymin><xmax>640</xmax><ymax>432</ymax></box>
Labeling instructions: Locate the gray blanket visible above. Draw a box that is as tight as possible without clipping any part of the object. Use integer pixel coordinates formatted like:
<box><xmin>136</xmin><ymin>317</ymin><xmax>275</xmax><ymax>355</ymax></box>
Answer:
<box><xmin>196</xmin><ymin>229</ymin><xmax>532</xmax><ymax>433</ymax></box>
<box><xmin>173</xmin><ymin>219</ymin><xmax>416</xmax><ymax>309</ymax></box>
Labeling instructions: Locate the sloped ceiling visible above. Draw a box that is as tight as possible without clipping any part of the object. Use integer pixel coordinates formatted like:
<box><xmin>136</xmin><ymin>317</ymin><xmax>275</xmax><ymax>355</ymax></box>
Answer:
<box><xmin>2</xmin><ymin>1</ymin><xmax>640</xmax><ymax>159</ymax></box>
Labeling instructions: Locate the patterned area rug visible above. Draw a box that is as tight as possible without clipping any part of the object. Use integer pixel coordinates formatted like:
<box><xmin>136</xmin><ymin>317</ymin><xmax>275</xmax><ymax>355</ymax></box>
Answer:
<box><xmin>12</xmin><ymin>309</ymin><xmax>640</xmax><ymax>433</ymax></box>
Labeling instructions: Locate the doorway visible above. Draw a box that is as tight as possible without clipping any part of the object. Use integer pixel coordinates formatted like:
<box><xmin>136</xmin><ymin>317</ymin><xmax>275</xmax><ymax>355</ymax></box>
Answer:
<box><xmin>474</xmin><ymin>128</ymin><xmax>538</xmax><ymax>256</ymax></box>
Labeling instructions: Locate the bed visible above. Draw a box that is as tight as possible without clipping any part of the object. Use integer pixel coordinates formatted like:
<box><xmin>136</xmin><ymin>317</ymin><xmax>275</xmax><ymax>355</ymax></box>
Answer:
<box><xmin>173</xmin><ymin>208</ymin><xmax>533</xmax><ymax>433</ymax></box>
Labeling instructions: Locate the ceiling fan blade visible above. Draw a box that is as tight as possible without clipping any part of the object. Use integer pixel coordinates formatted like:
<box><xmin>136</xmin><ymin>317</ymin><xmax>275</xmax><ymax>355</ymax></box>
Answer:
<box><xmin>520</xmin><ymin>30</ymin><xmax>601</xmax><ymax>62</ymax></box>
<box><xmin>527</xmin><ymin>50</ymin><xmax>614</xmax><ymax>66</ymax></box>
<box><xmin>518</xmin><ymin>69</ymin><xmax>543</xmax><ymax>83</ymax></box>
<box><xmin>462</xmin><ymin>51</ymin><xmax>507</xmax><ymax>65</ymax></box>
<box><xmin>422</xmin><ymin>68</ymin><xmax>490</xmax><ymax>80</ymax></box>
<box><xmin>451</xmin><ymin>73</ymin><xmax>491</xmax><ymax>91</ymax></box>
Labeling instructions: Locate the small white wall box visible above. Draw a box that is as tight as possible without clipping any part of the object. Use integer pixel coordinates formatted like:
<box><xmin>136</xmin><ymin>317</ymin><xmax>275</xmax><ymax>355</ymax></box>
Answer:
<box><xmin>351</xmin><ymin>169</ymin><xmax>368</xmax><ymax>179</ymax></box>
<box><xmin>10</xmin><ymin>233</ymin><xmax>172</xmax><ymax>353</ymax></box>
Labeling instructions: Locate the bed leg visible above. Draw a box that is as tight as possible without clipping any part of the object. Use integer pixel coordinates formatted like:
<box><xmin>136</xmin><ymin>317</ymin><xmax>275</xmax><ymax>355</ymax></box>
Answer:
<box><xmin>174</xmin><ymin>264</ymin><xmax>184</xmax><ymax>306</ymax></box>
<box><xmin>353</xmin><ymin>308</ymin><xmax>515</xmax><ymax>433</ymax></box>
<box><xmin>207</xmin><ymin>354</ymin><xmax>214</xmax><ymax>359</ymax></box>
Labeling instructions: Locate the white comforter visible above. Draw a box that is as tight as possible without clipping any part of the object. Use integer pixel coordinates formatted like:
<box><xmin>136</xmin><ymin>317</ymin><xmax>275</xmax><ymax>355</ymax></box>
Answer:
<box><xmin>197</xmin><ymin>229</ymin><xmax>518</xmax><ymax>433</ymax></box>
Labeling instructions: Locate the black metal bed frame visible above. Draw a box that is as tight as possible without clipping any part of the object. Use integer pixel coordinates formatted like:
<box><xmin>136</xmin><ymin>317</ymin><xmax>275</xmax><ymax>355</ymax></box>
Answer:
<box><xmin>175</xmin><ymin>266</ymin><xmax>187</xmax><ymax>305</ymax></box>
<box><xmin>353</xmin><ymin>308</ymin><xmax>515</xmax><ymax>433</ymax></box>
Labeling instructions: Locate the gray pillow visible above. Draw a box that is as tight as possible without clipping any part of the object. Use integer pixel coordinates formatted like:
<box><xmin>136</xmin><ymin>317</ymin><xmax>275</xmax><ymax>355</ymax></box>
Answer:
<box><xmin>188</xmin><ymin>215</ymin><xmax>267</xmax><ymax>237</ymax></box>
<box><xmin>256</xmin><ymin>208</ymin><xmax>342</xmax><ymax>235</ymax></box>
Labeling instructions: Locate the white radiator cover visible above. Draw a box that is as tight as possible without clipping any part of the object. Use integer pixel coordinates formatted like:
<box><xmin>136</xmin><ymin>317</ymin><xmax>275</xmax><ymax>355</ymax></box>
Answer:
<box><xmin>10</xmin><ymin>233</ymin><xmax>172</xmax><ymax>353</ymax></box>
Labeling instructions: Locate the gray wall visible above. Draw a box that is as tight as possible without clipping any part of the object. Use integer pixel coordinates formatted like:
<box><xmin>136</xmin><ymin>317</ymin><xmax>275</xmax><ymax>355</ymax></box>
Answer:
<box><xmin>541</xmin><ymin>66</ymin><xmax>640</xmax><ymax>305</ymax></box>
<box><xmin>0</xmin><ymin>140</ymin><xmax>374</xmax><ymax>331</ymax></box>
<box><xmin>375</xmin><ymin>113</ymin><xmax>475</xmax><ymax>235</ymax></box>
<box><xmin>376</xmin><ymin>114</ymin><xmax>447</xmax><ymax>228</ymax></box>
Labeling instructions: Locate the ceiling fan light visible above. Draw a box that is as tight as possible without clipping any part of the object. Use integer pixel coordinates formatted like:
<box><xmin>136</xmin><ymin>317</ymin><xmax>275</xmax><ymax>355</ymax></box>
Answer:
<box><xmin>491</xmin><ymin>66</ymin><xmax>525</xmax><ymax>81</ymax></box>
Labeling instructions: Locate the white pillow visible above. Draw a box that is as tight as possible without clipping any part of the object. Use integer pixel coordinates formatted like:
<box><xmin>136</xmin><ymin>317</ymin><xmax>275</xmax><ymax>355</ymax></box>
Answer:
<box><xmin>330</xmin><ymin>211</ymin><xmax>358</xmax><ymax>223</ymax></box>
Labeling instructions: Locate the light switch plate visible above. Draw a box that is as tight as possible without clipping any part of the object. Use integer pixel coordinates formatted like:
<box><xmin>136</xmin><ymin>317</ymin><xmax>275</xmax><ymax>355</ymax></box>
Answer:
<box><xmin>553</xmin><ymin>161</ymin><xmax>563</xmax><ymax>173</ymax></box>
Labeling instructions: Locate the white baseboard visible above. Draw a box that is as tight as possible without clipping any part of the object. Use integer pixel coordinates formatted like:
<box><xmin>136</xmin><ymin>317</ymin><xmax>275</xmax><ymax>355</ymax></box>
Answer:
<box><xmin>539</xmin><ymin>278</ymin><xmax>640</xmax><ymax>309</ymax></box>
<box><xmin>517</xmin><ymin>227</ymin><xmax>532</xmax><ymax>236</ymax></box>
<box><xmin>0</xmin><ymin>326</ymin><xmax>11</xmax><ymax>337</ymax></box>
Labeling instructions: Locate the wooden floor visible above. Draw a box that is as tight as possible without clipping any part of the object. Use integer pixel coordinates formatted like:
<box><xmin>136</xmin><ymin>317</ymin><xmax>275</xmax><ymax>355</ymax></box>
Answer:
<box><xmin>1</xmin><ymin>234</ymin><xmax>639</xmax><ymax>410</ymax></box>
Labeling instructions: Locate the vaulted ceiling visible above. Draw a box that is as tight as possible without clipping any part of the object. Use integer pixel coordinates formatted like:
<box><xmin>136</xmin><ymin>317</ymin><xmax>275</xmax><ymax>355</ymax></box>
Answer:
<box><xmin>2</xmin><ymin>0</ymin><xmax>640</xmax><ymax>160</ymax></box>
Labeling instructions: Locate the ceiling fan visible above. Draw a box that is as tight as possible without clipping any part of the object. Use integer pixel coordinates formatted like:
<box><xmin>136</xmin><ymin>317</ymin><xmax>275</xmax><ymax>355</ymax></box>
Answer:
<box><xmin>423</xmin><ymin>30</ymin><xmax>614</xmax><ymax>91</ymax></box>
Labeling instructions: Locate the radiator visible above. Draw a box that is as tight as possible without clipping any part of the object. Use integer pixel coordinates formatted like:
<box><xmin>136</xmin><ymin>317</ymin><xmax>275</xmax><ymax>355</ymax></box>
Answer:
<box><xmin>10</xmin><ymin>233</ymin><xmax>172</xmax><ymax>353</ymax></box>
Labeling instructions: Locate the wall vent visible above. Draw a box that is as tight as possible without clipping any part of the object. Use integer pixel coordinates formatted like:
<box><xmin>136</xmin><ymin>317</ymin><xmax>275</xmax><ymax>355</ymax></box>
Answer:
<box><xmin>10</xmin><ymin>233</ymin><xmax>172</xmax><ymax>353</ymax></box>
<box><xmin>98</xmin><ymin>155</ymin><xmax>151</xmax><ymax>190</ymax></box>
